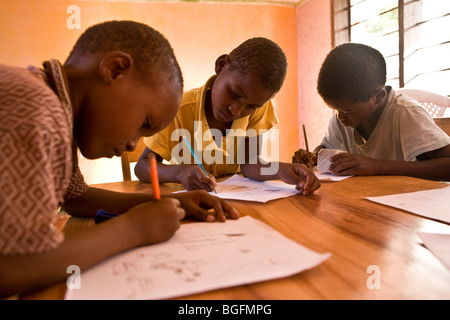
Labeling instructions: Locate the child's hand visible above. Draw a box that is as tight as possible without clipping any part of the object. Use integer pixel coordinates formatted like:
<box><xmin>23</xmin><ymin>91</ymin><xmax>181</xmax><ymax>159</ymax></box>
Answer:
<box><xmin>169</xmin><ymin>190</ymin><xmax>239</xmax><ymax>222</ymax></box>
<box><xmin>329</xmin><ymin>153</ymin><xmax>380</xmax><ymax>176</ymax></box>
<box><xmin>123</xmin><ymin>198</ymin><xmax>185</xmax><ymax>246</ymax></box>
<box><xmin>292</xmin><ymin>148</ymin><xmax>317</xmax><ymax>168</ymax></box>
<box><xmin>278</xmin><ymin>162</ymin><xmax>321</xmax><ymax>195</ymax></box>
<box><xmin>177</xmin><ymin>166</ymin><xmax>217</xmax><ymax>192</ymax></box>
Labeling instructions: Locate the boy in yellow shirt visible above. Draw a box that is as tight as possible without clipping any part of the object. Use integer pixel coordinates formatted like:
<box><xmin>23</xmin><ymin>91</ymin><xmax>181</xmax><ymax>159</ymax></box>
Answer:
<box><xmin>135</xmin><ymin>38</ymin><xmax>320</xmax><ymax>195</ymax></box>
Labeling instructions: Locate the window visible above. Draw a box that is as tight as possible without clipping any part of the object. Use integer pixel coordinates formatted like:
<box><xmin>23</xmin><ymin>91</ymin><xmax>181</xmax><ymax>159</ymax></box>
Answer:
<box><xmin>332</xmin><ymin>0</ymin><xmax>450</xmax><ymax>97</ymax></box>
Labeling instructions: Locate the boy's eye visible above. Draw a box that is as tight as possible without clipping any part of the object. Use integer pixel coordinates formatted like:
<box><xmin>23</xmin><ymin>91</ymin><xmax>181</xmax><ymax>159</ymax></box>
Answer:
<box><xmin>142</xmin><ymin>118</ymin><xmax>151</xmax><ymax>129</ymax></box>
<box><xmin>230</xmin><ymin>89</ymin><xmax>241</xmax><ymax>99</ymax></box>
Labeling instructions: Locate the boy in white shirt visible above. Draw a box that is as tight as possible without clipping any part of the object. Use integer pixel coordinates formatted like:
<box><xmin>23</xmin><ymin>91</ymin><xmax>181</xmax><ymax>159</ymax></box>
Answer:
<box><xmin>292</xmin><ymin>43</ymin><xmax>450</xmax><ymax>181</ymax></box>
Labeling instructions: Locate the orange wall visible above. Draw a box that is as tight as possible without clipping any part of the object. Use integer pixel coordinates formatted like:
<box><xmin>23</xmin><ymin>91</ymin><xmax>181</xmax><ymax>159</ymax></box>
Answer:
<box><xmin>297</xmin><ymin>0</ymin><xmax>333</xmax><ymax>151</ymax></box>
<box><xmin>0</xmin><ymin>0</ymin><xmax>332</xmax><ymax>183</ymax></box>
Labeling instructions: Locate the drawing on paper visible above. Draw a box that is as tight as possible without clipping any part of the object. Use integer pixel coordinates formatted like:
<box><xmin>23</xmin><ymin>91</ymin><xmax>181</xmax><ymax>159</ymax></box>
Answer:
<box><xmin>207</xmin><ymin>174</ymin><xmax>300</xmax><ymax>202</ymax></box>
<box><xmin>178</xmin><ymin>232</ymin><xmax>246</xmax><ymax>250</ymax></box>
<box><xmin>112</xmin><ymin>261</ymin><xmax>137</xmax><ymax>275</ymax></box>
<box><xmin>125</xmin><ymin>274</ymin><xmax>153</xmax><ymax>299</ymax></box>
<box><xmin>150</xmin><ymin>258</ymin><xmax>204</xmax><ymax>282</ymax></box>
<box><xmin>131</xmin><ymin>252</ymin><xmax>205</xmax><ymax>282</ymax></box>
<box><xmin>217</xmin><ymin>183</ymin><xmax>283</xmax><ymax>195</ymax></box>
<box><xmin>64</xmin><ymin>216</ymin><xmax>331</xmax><ymax>300</ymax></box>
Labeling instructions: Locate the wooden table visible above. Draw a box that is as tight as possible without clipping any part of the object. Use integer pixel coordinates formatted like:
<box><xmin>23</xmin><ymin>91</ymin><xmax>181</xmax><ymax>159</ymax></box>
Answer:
<box><xmin>21</xmin><ymin>175</ymin><xmax>450</xmax><ymax>300</ymax></box>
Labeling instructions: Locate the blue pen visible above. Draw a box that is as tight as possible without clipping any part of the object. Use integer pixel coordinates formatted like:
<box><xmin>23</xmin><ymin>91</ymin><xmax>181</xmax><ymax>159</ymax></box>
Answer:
<box><xmin>182</xmin><ymin>136</ymin><xmax>217</xmax><ymax>193</ymax></box>
<box><xmin>94</xmin><ymin>209</ymin><xmax>119</xmax><ymax>224</ymax></box>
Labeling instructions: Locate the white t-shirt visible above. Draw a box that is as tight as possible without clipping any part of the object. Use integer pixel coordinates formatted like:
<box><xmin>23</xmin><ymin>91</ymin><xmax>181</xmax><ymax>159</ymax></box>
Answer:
<box><xmin>320</xmin><ymin>88</ymin><xmax>450</xmax><ymax>161</ymax></box>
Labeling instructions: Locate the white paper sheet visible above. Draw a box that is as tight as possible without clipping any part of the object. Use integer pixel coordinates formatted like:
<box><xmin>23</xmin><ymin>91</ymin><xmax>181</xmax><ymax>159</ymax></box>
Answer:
<box><xmin>417</xmin><ymin>232</ymin><xmax>450</xmax><ymax>269</ymax></box>
<box><xmin>305</xmin><ymin>166</ymin><xmax>352</xmax><ymax>181</ymax></box>
<box><xmin>65</xmin><ymin>216</ymin><xmax>330</xmax><ymax>300</ymax></box>
<box><xmin>365</xmin><ymin>186</ymin><xmax>450</xmax><ymax>224</ymax></box>
<box><xmin>314</xmin><ymin>171</ymin><xmax>353</xmax><ymax>181</ymax></box>
<box><xmin>210</xmin><ymin>174</ymin><xmax>300</xmax><ymax>202</ymax></box>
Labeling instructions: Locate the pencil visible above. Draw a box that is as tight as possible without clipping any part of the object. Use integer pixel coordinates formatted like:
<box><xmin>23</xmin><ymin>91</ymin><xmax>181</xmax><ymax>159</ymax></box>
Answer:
<box><xmin>149</xmin><ymin>153</ymin><xmax>160</xmax><ymax>200</ymax></box>
<box><xmin>302</xmin><ymin>124</ymin><xmax>313</xmax><ymax>169</ymax></box>
<box><xmin>182</xmin><ymin>136</ymin><xmax>217</xmax><ymax>194</ymax></box>
<box><xmin>302</xmin><ymin>124</ymin><xmax>309</xmax><ymax>153</ymax></box>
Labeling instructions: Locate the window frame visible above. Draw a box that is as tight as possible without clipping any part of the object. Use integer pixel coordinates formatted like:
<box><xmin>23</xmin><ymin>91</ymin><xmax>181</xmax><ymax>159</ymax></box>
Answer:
<box><xmin>331</xmin><ymin>0</ymin><xmax>449</xmax><ymax>96</ymax></box>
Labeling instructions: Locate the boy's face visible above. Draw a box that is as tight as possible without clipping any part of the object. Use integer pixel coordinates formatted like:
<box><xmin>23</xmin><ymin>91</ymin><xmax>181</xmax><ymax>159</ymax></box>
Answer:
<box><xmin>76</xmin><ymin>71</ymin><xmax>181</xmax><ymax>159</ymax></box>
<box><xmin>211</xmin><ymin>60</ymin><xmax>274</xmax><ymax>123</ymax></box>
<box><xmin>325</xmin><ymin>97</ymin><xmax>379</xmax><ymax>128</ymax></box>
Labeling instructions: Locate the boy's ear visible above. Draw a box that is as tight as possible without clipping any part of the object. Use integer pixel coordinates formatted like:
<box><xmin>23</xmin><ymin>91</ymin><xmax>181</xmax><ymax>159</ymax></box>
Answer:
<box><xmin>374</xmin><ymin>87</ymin><xmax>387</xmax><ymax>105</ymax></box>
<box><xmin>98</xmin><ymin>51</ymin><xmax>133</xmax><ymax>83</ymax></box>
<box><xmin>215</xmin><ymin>54</ymin><xmax>231</xmax><ymax>74</ymax></box>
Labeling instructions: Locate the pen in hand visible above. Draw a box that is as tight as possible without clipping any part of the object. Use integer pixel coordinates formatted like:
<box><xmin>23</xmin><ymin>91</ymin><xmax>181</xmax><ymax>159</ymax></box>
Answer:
<box><xmin>149</xmin><ymin>152</ymin><xmax>160</xmax><ymax>200</ymax></box>
<box><xmin>182</xmin><ymin>136</ymin><xmax>217</xmax><ymax>194</ymax></box>
<box><xmin>95</xmin><ymin>152</ymin><xmax>161</xmax><ymax>224</ymax></box>
<box><xmin>94</xmin><ymin>209</ymin><xmax>119</xmax><ymax>224</ymax></box>
<box><xmin>302</xmin><ymin>124</ymin><xmax>314</xmax><ymax>169</ymax></box>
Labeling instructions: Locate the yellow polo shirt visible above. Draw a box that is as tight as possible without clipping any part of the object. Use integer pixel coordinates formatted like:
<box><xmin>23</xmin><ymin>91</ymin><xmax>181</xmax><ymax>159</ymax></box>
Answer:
<box><xmin>144</xmin><ymin>75</ymin><xmax>278</xmax><ymax>176</ymax></box>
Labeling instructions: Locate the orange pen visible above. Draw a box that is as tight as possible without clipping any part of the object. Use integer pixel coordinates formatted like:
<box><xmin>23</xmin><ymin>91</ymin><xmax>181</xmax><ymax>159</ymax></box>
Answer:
<box><xmin>149</xmin><ymin>153</ymin><xmax>160</xmax><ymax>200</ymax></box>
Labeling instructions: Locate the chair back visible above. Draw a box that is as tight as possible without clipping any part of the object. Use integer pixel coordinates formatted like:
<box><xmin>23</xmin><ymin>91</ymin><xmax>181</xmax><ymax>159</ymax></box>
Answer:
<box><xmin>396</xmin><ymin>88</ymin><xmax>450</xmax><ymax>118</ymax></box>
<box><xmin>121</xmin><ymin>137</ymin><xmax>146</xmax><ymax>181</ymax></box>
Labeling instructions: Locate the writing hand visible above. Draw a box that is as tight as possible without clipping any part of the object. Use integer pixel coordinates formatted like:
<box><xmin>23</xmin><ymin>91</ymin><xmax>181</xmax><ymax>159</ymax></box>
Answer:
<box><xmin>123</xmin><ymin>198</ymin><xmax>185</xmax><ymax>246</ymax></box>
<box><xmin>292</xmin><ymin>148</ymin><xmax>317</xmax><ymax>169</ymax></box>
<box><xmin>169</xmin><ymin>190</ymin><xmax>239</xmax><ymax>222</ymax></box>
<box><xmin>177</xmin><ymin>166</ymin><xmax>217</xmax><ymax>192</ymax></box>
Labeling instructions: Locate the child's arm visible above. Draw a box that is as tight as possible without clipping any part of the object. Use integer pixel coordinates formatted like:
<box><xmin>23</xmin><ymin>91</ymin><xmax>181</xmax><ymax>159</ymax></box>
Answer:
<box><xmin>0</xmin><ymin>198</ymin><xmax>184</xmax><ymax>298</ymax></box>
<box><xmin>329</xmin><ymin>145</ymin><xmax>450</xmax><ymax>181</ymax></box>
<box><xmin>62</xmin><ymin>187</ymin><xmax>156</xmax><ymax>217</ymax></box>
<box><xmin>135</xmin><ymin>147</ymin><xmax>217</xmax><ymax>191</ymax></box>
<box><xmin>63</xmin><ymin>186</ymin><xmax>238</xmax><ymax>222</ymax></box>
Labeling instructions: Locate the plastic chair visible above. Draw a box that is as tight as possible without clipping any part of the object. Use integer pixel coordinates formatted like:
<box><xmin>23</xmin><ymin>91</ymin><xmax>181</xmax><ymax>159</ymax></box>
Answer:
<box><xmin>120</xmin><ymin>137</ymin><xmax>146</xmax><ymax>181</ymax></box>
<box><xmin>396</xmin><ymin>88</ymin><xmax>450</xmax><ymax>118</ymax></box>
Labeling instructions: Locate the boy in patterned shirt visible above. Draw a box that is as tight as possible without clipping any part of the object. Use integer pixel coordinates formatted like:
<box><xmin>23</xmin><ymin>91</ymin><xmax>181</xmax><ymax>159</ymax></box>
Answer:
<box><xmin>0</xmin><ymin>20</ymin><xmax>237</xmax><ymax>298</ymax></box>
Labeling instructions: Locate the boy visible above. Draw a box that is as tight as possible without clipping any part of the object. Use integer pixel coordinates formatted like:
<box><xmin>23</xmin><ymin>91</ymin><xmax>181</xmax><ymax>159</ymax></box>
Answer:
<box><xmin>0</xmin><ymin>20</ymin><xmax>237</xmax><ymax>298</ymax></box>
<box><xmin>292</xmin><ymin>43</ymin><xmax>450</xmax><ymax>181</ymax></box>
<box><xmin>135</xmin><ymin>37</ymin><xmax>320</xmax><ymax>195</ymax></box>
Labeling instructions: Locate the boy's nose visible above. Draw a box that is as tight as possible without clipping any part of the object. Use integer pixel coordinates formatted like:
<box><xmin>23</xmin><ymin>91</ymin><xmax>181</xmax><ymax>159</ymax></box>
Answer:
<box><xmin>229</xmin><ymin>103</ymin><xmax>245</xmax><ymax>117</ymax></box>
<box><xmin>125</xmin><ymin>138</ymin><xmax>139</xmax><ymax>152</ymax></box>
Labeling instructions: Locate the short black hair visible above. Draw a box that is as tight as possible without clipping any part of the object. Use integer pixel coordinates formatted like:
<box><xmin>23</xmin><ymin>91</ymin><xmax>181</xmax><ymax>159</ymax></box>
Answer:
<box><xmin>317</xmin><ymin>43</ymin><xmax>386</xmax><ymax>102</ymax></box>
<box><xmin>66</xmin><ymin>20</ymin><xmax>183</xmax><ymax>87</ymax></box>
<box><xmin>228</xmin><ymin>37</ymin><xmax>287</xmax><ymax>94</ymax></box>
